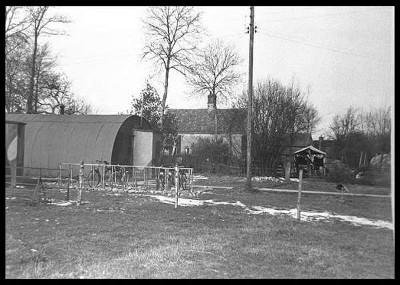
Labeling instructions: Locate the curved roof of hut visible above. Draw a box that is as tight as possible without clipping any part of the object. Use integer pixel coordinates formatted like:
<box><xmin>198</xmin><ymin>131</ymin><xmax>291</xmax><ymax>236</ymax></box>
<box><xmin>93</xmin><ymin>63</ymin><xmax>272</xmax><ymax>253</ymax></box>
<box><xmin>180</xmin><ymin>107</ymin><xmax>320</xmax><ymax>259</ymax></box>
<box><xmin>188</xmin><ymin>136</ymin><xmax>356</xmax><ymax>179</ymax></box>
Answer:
<box><xmin>5</xmin><ymin>114</ymin><xmax>152</xmax><ymax>169</ymax></box>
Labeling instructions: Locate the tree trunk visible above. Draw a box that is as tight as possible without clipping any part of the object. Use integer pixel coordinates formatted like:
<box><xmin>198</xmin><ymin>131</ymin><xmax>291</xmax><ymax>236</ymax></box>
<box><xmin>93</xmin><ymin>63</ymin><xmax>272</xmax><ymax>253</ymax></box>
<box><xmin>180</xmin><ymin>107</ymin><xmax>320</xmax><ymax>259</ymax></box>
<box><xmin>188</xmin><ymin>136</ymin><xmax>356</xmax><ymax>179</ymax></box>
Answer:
<box><xmin>27</xmin><ymin>32</ymin><xmax>38</xmax><ymax>114</ymax></box>
<box><xmin>34</xmin><ymin>68</ymin><xmax>41</xmax><ymax>113</ymax></box>
<box><xmin>161</xmin><ymin>59</ymin><xmax>171</xmax><ymax>128</ymax></box>
<box><xmin>214</xmin><ymin>108</ymin><xmax>218</xmax><ymax>142</ymax></box>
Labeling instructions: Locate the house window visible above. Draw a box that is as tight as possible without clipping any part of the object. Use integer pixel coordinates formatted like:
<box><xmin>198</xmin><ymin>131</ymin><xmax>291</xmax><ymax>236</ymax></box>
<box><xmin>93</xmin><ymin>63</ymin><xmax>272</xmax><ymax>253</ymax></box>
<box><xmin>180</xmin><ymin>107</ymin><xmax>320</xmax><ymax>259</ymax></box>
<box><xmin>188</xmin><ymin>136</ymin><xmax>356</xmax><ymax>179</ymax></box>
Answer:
<box><xmin>185</xmin><ymin>147</ymin><xmax>190</xmax><ymax>155</ymax></box>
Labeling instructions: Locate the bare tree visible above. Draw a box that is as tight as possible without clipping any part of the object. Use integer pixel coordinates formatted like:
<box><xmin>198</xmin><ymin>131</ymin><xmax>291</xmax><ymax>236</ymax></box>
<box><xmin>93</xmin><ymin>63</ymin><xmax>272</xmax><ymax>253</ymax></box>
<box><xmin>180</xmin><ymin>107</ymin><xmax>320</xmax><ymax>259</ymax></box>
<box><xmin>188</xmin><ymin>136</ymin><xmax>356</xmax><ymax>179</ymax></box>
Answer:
<box><xmin>25</xmin><ymin>6</ymin><xmax>70</xmax><ymax>114</ymax></box>
<box><xmin>295</xmin><ymin>102</ymin><xmax>321</xmax><ymax>134</ymax></box>
<box><xmin>358</xmin><ymin>106</ymin><xmax>391</xmax><ymax>160</ymax></box>
<box><xmin>186</xmin><ymin>39</ymin><xmax>242</xmax><ymax>102</ymax></box>
<box><xmin>5</xmin><ymin>6</ymin><xmax>31</xmax><ymax>56</ymax></box>
<box><xmin>236</xmin><ymin>78</ymin><xmax>320</xmax><ymax>170</ymax></box>
<box><xmin>330</xmin><ymin>106</ymin><xmax>359</xmax><ymax>140</ymax></box>
<box><xmin>142</xmin><ymin>6</ymin><xmax>203</xmax><ymax>126</ymax></box>
<box><xmin>186</xmin><ymin>39</ymin><xmax>242</xmax><ymax>140</ymax></box>
<box><xmin>328</xmin><ymin>106</ymin><xmax>392</xmax><ymax>167</ymax></box>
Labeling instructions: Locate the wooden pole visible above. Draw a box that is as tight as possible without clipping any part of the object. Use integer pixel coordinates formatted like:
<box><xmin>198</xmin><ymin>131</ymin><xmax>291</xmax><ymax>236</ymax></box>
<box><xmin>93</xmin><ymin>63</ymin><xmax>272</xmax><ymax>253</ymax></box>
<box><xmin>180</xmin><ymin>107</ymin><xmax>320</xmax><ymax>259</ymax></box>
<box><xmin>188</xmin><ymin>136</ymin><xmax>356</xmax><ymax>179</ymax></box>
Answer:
<box><xmin>297</xmin><ymin>169</ymin><xmax>303</xmax><ymax>220</ymax></box>
<box><xmin>10</xmin><ymin>160</ymin><xmax>17</xmax><ymax>189</ymax></box>
<box><xmin>190</xmin><ymin>168</ymin><xmax>193</xmax><ymax>193</ymax></box>
<box><xmin>144</xmin><ymin>167</ymin><xmax>147</xmax><ymax>190</ymax></box>
<box><xmin>246</xmin><ymin>6</ymin><xmax>255</xmax><ymax>191</ymax></box>
<box><xmin>166</xmin><ymin>168</ymin><xmax>169</xmax><ymax>190</ymax></box>
<box><xmin>102</xmin><ymin>163</ymin><xmax>105</xmax><ymax>189</ymax></box>
<box><xmin>340</xmin><ymin>187</ymin><xmax>344</xmax><ymax>202</ymax></box>
<box><xmin>77</xmin><ymin>161</ymin><xmax>84</xmax><ymax>204</ymax></box>
<box><xmin>175</xmin><ymin>165</ymin><xmax>179</xmax><ymax>208</ymax></box>
<box><xmin>58</xmin><ymin>163</ymin><xmax>62</xmax><ymax>191</ymax></box>
<box><xmin>67</xmin><ymin>165</ymin><xmax>71</xmax><ymax>201</ymax></box>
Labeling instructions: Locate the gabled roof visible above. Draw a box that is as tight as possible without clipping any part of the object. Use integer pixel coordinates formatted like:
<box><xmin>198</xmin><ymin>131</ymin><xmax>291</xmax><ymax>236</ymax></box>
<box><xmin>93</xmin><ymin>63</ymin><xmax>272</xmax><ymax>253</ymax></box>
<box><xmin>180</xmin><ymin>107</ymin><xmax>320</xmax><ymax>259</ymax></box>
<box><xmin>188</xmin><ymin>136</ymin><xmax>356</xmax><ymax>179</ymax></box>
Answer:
<box><xmin>293</xmin><ymin>145</ymin><xmax>327</xmax><ymax>155</ymax></box>
<box><xmin>168</xmin><ymin>108</ymin><xmax>246</xmax><ymax>134</ymax></box>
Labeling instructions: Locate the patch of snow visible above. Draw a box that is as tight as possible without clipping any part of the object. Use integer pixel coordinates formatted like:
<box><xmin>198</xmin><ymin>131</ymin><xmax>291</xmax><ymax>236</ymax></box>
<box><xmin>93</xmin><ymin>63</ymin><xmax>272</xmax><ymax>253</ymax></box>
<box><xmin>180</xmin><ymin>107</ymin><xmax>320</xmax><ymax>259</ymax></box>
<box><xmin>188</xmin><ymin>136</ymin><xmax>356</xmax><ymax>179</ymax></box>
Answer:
<box><xmin>193</xmin><ymin>175</ymin><xmax>209</xmax><ymax>181</ymax></box>
<box><xmin>146</xmin><ymin>195</ymin><xmax>393</xmax><ymax>230</ymax></box>
<box><xmin>252</xmin><ymin>176</ymin><xmax>299</xmax><ymax>183</ymax></box>
<box><xmin>51</xmin><ymin>201</ymin><xmax>75</xmax><ymax>206</ymax></box>
<box><xmin>45</xmin><ymin>199</ymin><xmax>89</xmax><ymax>206</ymax></box>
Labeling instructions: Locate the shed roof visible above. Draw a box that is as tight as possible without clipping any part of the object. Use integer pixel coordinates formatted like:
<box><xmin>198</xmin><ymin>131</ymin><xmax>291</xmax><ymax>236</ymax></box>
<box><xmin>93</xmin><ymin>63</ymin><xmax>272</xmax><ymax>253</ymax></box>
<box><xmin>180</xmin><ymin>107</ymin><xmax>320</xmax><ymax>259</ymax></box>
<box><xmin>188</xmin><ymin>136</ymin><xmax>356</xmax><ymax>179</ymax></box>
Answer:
<box><xmin>168</xmin><ymin>108</ymin><xmax>246</xmax><ymax>134</ymax></box>
<box><xmin>293</xmin><ymin>145</ymin><xmax>326</xmax><ymax>156</ymax></box>
<box><xmin>5</xmin><ymin>114</ymin><xmax>152</xmax><ymax>169</ymax></box>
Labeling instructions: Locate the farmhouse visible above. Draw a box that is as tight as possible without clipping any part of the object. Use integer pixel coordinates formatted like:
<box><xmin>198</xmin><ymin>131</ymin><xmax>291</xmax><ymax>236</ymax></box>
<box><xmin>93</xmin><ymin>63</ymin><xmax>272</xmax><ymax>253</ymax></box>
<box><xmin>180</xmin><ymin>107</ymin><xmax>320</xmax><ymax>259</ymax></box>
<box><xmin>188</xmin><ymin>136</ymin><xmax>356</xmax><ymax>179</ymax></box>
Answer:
<box><xmin>5</xmin><ymin>114</ymin><xmax>161</xmax><ymax>176</ymax></box>
<box><xmin>168</xmin><ymin>94</ymin><xmax>247</xmax><ymax>158</ymax></box>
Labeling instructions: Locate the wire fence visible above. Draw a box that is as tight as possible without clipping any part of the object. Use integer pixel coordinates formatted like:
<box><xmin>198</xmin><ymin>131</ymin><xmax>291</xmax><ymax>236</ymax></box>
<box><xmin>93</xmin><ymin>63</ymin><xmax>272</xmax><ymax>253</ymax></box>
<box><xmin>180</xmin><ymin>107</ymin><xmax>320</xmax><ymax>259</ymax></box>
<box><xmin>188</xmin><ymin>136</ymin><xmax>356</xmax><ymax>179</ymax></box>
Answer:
<box><xmin>6</xmin><ymin>163</ymin><xmax>194</xmax><ymax>205</ymax></box>
<box><xmin>59</xmin><ymin>162</ymin><xmax>194</xmax><ymax>193</ymax></box>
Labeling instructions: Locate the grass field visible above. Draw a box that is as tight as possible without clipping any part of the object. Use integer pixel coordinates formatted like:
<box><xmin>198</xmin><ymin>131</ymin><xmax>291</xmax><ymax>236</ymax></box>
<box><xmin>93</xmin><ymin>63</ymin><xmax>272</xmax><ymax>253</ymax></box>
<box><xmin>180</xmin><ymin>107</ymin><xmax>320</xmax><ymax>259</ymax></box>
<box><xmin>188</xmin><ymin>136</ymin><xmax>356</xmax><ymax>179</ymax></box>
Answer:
<box><xmin>5</xmin><ymin>175</ymin><xmax>394</xmax><ymax>279</ymax></box>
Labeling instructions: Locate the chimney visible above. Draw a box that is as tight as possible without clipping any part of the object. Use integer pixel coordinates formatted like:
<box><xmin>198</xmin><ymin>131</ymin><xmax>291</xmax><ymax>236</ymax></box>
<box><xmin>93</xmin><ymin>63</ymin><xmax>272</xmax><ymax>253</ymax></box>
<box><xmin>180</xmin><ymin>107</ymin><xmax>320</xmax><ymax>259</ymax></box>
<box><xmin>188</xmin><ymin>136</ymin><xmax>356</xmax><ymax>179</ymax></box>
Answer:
<box><xmin>60</xmin><ymin>104</ymin><xmax>65</xmax><ymax>115</ymax></box>
<box><xmin>319</xmin><ymin>136</ymin><xmax>323</xmax><ymax>150</ymax></box>
<box><xmin>207</xmin><ymin>93</ymin><xmax>216</xmax><ymax>112</ymax></box>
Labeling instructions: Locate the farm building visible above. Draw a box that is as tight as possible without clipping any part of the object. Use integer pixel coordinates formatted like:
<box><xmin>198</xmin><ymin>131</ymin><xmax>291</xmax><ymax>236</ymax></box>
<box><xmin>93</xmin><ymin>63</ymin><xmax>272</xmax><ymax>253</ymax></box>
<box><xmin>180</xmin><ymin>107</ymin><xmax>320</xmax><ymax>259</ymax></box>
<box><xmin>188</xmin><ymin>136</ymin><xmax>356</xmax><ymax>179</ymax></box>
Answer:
<box><xmin>168</xmin><ymin>94</ymin><xmax>247</xmax><ymax>158</ymax></box>
<box><xmin>5</xmin><ymin>114</ymin><xmax>161</xmax><ymax>176</ymax></box>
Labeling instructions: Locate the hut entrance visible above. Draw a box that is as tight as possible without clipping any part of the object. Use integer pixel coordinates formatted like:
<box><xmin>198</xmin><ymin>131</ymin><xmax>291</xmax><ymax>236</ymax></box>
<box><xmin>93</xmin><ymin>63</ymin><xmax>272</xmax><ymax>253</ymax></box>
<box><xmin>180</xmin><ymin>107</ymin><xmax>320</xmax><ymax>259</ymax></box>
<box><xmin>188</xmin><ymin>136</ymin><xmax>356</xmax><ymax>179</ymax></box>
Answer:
<box><xmin>293</xmin><ymin>145</ymin><xmax>326</xmax><ymax>176</ymax></box>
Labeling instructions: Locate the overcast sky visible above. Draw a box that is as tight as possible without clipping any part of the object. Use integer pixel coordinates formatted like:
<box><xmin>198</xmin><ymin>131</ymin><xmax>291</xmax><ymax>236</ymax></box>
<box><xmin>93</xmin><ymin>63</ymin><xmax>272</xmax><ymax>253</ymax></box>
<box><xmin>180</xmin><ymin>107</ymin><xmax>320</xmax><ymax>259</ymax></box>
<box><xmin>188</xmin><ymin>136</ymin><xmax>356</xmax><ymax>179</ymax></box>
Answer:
<box><xmin>47</xmin><ymin>6</ymin><xmax>394</xmax><ymax>138</ymax></box>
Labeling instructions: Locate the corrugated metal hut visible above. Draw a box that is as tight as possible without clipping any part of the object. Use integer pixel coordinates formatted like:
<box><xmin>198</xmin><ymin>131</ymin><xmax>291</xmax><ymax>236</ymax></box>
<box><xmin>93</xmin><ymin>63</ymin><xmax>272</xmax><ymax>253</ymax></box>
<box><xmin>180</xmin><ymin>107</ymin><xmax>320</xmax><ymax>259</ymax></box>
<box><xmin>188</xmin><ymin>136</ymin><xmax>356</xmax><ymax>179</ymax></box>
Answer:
<box><xmin>5</xmin><ymin>114</ymin><xmax>161</xmax><ymax>175</ymax></box>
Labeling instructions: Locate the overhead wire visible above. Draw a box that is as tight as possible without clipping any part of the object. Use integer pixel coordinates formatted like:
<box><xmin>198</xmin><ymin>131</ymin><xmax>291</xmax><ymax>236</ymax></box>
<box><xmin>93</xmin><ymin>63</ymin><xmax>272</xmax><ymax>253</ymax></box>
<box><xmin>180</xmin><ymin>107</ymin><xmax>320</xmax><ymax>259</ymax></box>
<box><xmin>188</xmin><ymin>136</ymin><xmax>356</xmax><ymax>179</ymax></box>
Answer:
<box><xmin>258</xmin><ymin>6</ymin><xmax>392</xmax><ymax>23</ymax></box>
<box><xmin>257</xmin><ymin>29</ymin><xmax>391</xmax><ymax>65</ymax></box>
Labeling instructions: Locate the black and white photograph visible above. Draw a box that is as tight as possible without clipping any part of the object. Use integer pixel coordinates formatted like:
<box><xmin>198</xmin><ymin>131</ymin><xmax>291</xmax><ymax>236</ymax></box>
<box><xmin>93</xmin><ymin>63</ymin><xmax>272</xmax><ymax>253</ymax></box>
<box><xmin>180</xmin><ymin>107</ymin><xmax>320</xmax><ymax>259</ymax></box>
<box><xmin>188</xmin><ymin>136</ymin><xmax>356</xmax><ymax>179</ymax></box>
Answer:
<box><xmin>5</xmin><ymin>6</ymin><xmax>394</xmax><ymax>278</ymax></box>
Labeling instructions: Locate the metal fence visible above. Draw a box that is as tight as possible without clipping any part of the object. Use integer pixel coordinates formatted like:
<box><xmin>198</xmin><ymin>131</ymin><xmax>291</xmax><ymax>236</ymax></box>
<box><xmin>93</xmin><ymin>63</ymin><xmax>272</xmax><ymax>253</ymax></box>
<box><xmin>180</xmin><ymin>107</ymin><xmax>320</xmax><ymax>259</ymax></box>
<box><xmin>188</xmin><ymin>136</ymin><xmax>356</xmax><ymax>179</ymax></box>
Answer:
<box><xmin>6</xmin><ymin>163</ymin><xmax>194</xmax><ymax>204</ymax></box>
<box><xmin>5</xmin><ymin>165</ymin><xmax>70</xmax><ymax>203</ymax></box>
<box><xmin>59</xmin><ymin>162</ymin><xmax>194</xmax><ymax>193</ymax></box>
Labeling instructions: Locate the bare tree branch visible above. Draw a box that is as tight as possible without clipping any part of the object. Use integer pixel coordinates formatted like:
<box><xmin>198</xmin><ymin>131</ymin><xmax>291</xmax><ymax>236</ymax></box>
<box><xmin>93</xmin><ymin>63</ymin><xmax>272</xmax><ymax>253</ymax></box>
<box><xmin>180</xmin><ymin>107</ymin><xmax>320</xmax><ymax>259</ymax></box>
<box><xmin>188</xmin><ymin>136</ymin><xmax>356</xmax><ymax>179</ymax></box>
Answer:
<box><xmin>142</xmin><ymin>6</ymin><xmax>204</xmax><ymax>127</ymax></box>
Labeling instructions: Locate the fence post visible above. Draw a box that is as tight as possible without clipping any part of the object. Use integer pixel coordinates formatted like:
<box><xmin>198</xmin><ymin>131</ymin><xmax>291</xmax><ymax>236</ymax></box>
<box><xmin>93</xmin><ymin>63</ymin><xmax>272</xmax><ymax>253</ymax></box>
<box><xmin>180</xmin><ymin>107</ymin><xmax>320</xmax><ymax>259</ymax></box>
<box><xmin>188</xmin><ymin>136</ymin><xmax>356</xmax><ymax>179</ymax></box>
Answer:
<box><xmin>190</xmin><ymin>168</ymin><xmax>193</xmax><ymax>193</ymax></box>
<box><xmin>77</xmin><ymin>160</ymin><xmax>84</xmax><ymax>204</ymax></box>
<box><xmin>144</xmin><ymin>167</ymin><xmax>147</xmax><ymax>190</ymax></box>
<box><xmin>133</xmin><ymin>167</ymin><xmax>137</xmax><ymax>189</ymax></box>
<box><xmin>10</xmin><ymin>160</ymin><xmax>17</xmax><ymax>189</ymax></box>
<box><xmin>297</xmin><ymin>168</ymin><xmax>303</xmax><ymax>220</ymax></box>
<box><xmin>66</xmin><ymin>165</ymin><xmax>71</xmax><ymax>201</ymax></box>
<box><xmin>156</xmin><ymin>168</ymin><xmax>160</xmax><ymax>191</ymax></box>
<box><xmin>165</xmin><ymin>168</ymin><xmax>169</xmax><ymax>190</ymax></box>
<box><xmin>102</xmin><ymin>163</ymin><xmax>105</xmax><ymax>190</ymax></box>
<box><xmin>175</xmin><ymin>164</ymin><xmax>179</xmax><ymax>208</ymax></box>
<box><xmin>122</xmin><ymin>166</ymin><xmax>126</xmax><ymax>190</ymax></box>
<box><xmin>58</xmin><ymin>163</ymin><xmax>62</xmax><ymax>191</ymax></box>
<box><xmin>340</xmin><ymin>187</ymin><xmax>344</xmax><ymax>202</ymax></box>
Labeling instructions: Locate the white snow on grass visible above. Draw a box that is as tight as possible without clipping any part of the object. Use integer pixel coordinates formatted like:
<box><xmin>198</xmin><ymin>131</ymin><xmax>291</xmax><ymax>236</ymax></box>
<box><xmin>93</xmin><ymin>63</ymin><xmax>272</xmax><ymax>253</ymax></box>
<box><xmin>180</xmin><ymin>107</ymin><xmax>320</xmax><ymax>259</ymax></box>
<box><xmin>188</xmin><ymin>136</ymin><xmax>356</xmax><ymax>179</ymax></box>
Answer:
<box><xmin>192</xmin><ymin>175</ymin><xmax>209</xmax><ymax>181</ymax></box>
<box><xmin>252</xmin><ymin>176</ymin><xmax>299</xmax><ymax>183</ymax></box>
<box><xmin>147</xmin><ymin>195</ymin><xmax>393</xmax><ymax>230</ymax></box>
<box><xmin>46</xmin><ymin>199</ymin><xmax>90</xmax><ymax>206</ymax></box>
<box><xmin>50</xmin><ymin>201</ymin><xmax>75</xmax><ymax>206</ymax></box>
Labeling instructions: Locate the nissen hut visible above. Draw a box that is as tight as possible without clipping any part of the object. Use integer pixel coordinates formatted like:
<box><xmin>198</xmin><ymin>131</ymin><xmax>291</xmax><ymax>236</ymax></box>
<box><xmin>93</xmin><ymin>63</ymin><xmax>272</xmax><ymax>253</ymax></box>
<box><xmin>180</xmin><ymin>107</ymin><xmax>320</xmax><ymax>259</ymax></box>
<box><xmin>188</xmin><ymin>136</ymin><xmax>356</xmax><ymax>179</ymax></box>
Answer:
<box><xmin>5</xmin><ymin>114</ymin><xmax>161</xmax><ymax>176</ymax></box>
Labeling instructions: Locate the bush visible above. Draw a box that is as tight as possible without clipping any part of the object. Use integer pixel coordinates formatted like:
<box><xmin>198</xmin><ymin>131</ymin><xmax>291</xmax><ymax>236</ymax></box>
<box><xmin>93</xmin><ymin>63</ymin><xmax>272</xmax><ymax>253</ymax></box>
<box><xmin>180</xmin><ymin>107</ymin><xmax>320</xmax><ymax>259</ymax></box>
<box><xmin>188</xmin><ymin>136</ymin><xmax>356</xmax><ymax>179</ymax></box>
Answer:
<box><xmin>325</xmin><ymin>160</ymin><xmax>355</xmax><ymax>184</ymax></box>
<box><xmin>191</xmin><ymin>137</ymin><xmax>230</xmax><ymax>165</ymax></box>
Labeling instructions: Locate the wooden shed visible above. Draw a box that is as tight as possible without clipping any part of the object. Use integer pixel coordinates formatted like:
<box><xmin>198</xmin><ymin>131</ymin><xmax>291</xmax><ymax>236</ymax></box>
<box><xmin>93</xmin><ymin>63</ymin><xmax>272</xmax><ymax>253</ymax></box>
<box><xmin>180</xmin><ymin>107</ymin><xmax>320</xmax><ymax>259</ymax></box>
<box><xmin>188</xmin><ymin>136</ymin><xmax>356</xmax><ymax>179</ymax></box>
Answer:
<box><xmin>5</xmin><ymin>114</ymin><xmax>161</xmax><ymax>176</ymax></box>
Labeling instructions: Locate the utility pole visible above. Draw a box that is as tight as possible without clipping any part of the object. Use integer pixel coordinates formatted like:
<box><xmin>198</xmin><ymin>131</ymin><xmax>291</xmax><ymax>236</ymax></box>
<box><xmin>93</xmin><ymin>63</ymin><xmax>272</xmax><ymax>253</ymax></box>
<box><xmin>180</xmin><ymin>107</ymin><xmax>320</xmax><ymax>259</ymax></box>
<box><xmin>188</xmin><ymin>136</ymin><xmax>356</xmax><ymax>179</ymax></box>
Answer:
<box><xmin>246</xmin><ymin>6</ymin><xmax>255</xmax><ymax>191</ymax></box>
